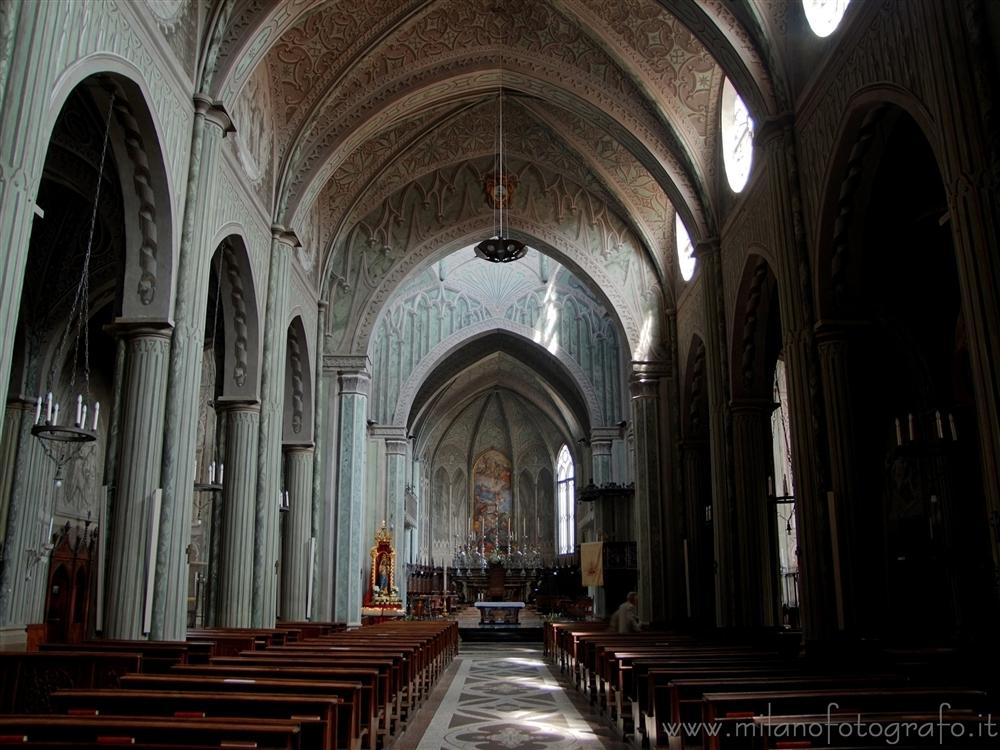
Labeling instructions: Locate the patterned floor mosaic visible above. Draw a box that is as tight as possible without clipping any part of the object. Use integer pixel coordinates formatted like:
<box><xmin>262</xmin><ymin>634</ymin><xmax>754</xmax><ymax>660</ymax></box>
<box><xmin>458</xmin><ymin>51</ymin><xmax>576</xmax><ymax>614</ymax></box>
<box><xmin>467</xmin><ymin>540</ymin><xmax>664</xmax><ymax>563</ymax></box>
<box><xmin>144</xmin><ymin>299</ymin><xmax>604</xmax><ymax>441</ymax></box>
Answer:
<box><xmin>408</xmin><ymin>643</ymin><xmax>631</xmax><ymax>750</ymax></box>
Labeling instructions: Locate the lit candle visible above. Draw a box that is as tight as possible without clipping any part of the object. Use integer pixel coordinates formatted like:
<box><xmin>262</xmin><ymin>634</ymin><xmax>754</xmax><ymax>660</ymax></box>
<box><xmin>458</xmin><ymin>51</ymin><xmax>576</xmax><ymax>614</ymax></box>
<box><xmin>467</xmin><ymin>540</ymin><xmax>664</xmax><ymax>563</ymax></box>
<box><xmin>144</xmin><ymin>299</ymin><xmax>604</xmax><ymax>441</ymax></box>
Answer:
<box><xmin>218</xmin><ymin>463</ymin><xmax>224</xmax><ymax>483</ymax></box>
<box><xmin>894</xmin><ymin>418</ymin><xmax>902</xmax><ymax>446</ymax></box>
<box><xmin>46</xmin><ymin>392</ymin><xmax>52</xmax><ymax>423</ymax></box>
<box><xmin>92</xmin><ymin>402</ymin><xmax>99</xmax><ymax>431</ymax></box>
<box><xmin>47</xmin><ymin>517</ymin><xmax>53</xmax><ymax>540</ymax></box>
<box><xmin>209</xmin><ymin>462</ymin><xmax>215</xmax><ymax>483</ymax></box>
<box><xmin>53</xmin><ymin>403</ymin><xmax>59</xmax><ymax>426</ymax></box>
<box><xmin>935</xmin><ymin>410</ymin><xmax>943</xmax><ymax>440</ymax></box>
<box><xmin>75</xmin><ymin>395</ymin><xmax>82</xmax><ymax>427</ymax></box>
<box><xmin>34</xmin><ymin>396</ymin><xmax>41</xmax><ymax>424</ymax></box>
<box><xmin>81</xmin><ymin>404</ymin><xmax>87</xmax><ymax>429</ymax></box>
<box><xmin>948</xmin><ymin>413</ymin><xmax>957</xmax><ymax>441</ymax></box>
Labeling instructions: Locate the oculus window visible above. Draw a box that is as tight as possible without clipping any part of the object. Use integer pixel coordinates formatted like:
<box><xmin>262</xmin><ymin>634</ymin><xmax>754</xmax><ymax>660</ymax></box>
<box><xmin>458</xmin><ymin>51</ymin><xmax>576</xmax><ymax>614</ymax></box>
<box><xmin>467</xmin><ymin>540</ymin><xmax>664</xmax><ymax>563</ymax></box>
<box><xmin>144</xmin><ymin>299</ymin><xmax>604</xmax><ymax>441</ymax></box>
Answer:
<box><xmin>803</xmin><ymin>0</ymin><xmax>851</xmax><ymax>37</ymax></box>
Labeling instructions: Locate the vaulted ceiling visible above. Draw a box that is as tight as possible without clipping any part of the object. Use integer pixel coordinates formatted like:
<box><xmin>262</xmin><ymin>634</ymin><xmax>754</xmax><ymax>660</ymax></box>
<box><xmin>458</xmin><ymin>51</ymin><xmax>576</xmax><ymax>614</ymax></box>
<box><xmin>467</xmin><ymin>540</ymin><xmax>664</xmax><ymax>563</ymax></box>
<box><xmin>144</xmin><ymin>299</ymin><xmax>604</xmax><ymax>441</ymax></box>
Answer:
<box><xmin>200</xmin><ymin>0</ymin><xmax>782</xmax><ymax>309</ymax></box>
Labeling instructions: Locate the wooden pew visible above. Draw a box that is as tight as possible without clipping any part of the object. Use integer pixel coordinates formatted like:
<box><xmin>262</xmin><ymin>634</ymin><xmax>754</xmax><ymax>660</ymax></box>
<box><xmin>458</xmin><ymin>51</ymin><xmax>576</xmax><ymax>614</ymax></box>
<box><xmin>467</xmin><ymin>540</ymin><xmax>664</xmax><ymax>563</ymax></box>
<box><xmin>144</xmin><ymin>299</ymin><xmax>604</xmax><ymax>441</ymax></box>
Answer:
<box><xmin>119</xmin><ymin>673</ymin><xmax>363</xmax><ymax>750</ymax></box>
<box><xmin>39</xmin><ymin>640</ymin><xmax>210</xmax><ymax>672</ymax></box>
<box><xmin>170</xmin><ymin>663</ymin><xmax>380</xmax><ymax>750</ymax></box>
<box><xmin>0</xmin><ymin>652</ymin><xmax>141</xmax><ymax>713</ymax></box>
<box><xmin>0</xmin><ymin>715</ymin><xmax>301</xmax><ymax>749</ymax></box>
<box><xmin>52</xmin><ymin>688</ymin><xmax>340</xmax><ymax>750</ymax></box>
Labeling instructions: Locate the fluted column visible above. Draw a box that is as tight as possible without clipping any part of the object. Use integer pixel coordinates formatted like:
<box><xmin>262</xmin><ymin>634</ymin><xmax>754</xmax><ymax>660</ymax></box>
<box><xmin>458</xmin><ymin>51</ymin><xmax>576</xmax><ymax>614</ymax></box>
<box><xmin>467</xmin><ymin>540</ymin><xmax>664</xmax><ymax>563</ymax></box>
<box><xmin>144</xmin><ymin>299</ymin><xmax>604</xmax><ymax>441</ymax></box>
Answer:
<box><xmin>253</xmin><ymin>227</ymin><xmax>296</xmax><ymax>627</ymax></box>
<box><xmin>104</xmin><ymin>324</ymin><xmax>173</xmax><ymax>638</ymax></box>
<box><xmin>630</xmin><ymin>366</ymin><xmax>667</xmax><ymax>624</ymax></box>
<box><xmin>216</xmin><ymin>400</ymin><xmax>260</xmax><ymax>627</ymax></box>
<box><xmin>152</xmin><ymin>97</ymin><xmax>234</xmax><ymax>639</ymax></box>
<box><xmin>589</xmin><ymin>430</ymin><xmax>615</xmax><ymax>617</ymax></box>
<box><xmin>730</xmin><ymin>399</ymin><xmax>778</xmax><ymax>628</ymax></box>
<box><xmin>695</xmin><ymin>239</ymin><xmax>735</xmax><ymax>627</ymax></box>
<box><xmin>310</xmin><ymin>302</ymin><xmax>327</xmax><ymax>618</ymax></box>
<box><xmin>333</xmin><ymin>367</ymin><xmax>370</xmax><ymax>626</ymax></box>
<box><xmin>680</xmin><ymin>438</ymin><xmax>712</xmax><ymax>625</ymax></box>
<box><xmin>385</xmin><ymin>436</ymin><xmax>407</xmax><ymax>605</ymax></box>
<box><xmin>280</xmin><ymin>445</ymin><xmax>314</xmax><ymax>620</ymax></box>
<box><xmin>816</xmin><ymin>322</ymin><xmax>867</xmax><ymax>633</ymax></box>
<box><xmin>0</xmin><ymin>398</ymin><xmax>52</xmax><ymax>628</ymax></box>
<box><xmin>757</xmin><ymin>116</ymin><xmax>837</xmax><ymax>642</ymax></box>
<box><xmin>0</xmin><ymin>400</ymin><xmax>26</xmax><ymax>551</ymax></box>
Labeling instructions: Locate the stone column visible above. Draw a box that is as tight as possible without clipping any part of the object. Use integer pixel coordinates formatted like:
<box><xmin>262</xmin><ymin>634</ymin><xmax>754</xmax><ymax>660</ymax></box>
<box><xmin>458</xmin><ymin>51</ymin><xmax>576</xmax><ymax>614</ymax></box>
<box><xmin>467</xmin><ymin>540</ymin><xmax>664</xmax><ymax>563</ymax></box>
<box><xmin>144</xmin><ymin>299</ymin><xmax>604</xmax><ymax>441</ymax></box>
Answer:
<box><xmin>385</xmin><ymin>435</ymin><xmax>408</xmax><ymax>605</ymax></box>
<box><xmin>253</xmin><ymin>227</ymin><xmax>297</xmax><ymax>627</ymax></box>
<box><xmin>630</xmin><ymin>366</ymin><xmax>667</xmax><ymax>625</ymax></box>
<box><xmin>314</xmin><ymin>356</ymin><xmax>341</xmax><ymax>622</ymax></box>
<box><xmin>589</xmin><ymin>428</ymin><xmax>617</xmax><ymax>617</ymax></box>
<box><xmin>333</xmin><ymin>366</ymin><xmax>370</xmax><ymax>626</ymax></box>
<box><xmin>0</xmin><ymin>398</ymin><xmax>51</xmax><ymax>629</ymax></box>
<box><xmin>216</xmin><ymin>400</ymin><xmax>260</xmax><ymax>627</ymax></box>
<box><xmin>730</xmin><ymin>399</ymin><xmax>778</xmax><ymax>628</ymax></box>
<box><xmin>103</xmin><ymin>324</ymin><xmax>172</xmax><ymax>638</ymax></box>
<box><xmin>680</xmin><ymin>438</ymin><xmax>711</xmax><ymax>625</ymax></box>
<box><xmin>152</xmin><ymin>97</ymin><xmax>233</xmax><ymax>640</ymax></box>
<box><xmin>0</xmin><ymin>400</ymin><xmax>27</xmax><ymax>551</ymax></box>
<box><xmin>757</xmin><ymin>116</ymin><xmax>838</xmax><ymax>643</ymax></box>
<box><xmin>694</xmin><ymin>239</ymin><xmax>735</xmax><ymax>627</ymax></box>
<box><xmin>309</xmin><ymin>302</ymin><xmax>327</xmax><ymax>618</ymax></box>
<box><xmin>816</xmin><ymin>322</ymin><xmax>867</xmax><ymax>633</ymax></box>
<box><xmin>280</xmin><ymin>445</ymin><xmax>313</xmax><ymax>620</ymax></box>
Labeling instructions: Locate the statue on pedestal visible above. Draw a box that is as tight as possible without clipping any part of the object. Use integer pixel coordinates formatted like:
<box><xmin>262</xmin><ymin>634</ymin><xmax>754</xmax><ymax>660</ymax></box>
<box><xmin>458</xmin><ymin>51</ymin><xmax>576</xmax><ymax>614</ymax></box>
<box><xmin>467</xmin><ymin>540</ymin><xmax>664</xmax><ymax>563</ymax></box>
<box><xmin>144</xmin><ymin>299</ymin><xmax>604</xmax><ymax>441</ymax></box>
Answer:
<box><xmin>366</xmin><ymin>523</ymin><xmax>402</xmax><ymax>609</ymax></box>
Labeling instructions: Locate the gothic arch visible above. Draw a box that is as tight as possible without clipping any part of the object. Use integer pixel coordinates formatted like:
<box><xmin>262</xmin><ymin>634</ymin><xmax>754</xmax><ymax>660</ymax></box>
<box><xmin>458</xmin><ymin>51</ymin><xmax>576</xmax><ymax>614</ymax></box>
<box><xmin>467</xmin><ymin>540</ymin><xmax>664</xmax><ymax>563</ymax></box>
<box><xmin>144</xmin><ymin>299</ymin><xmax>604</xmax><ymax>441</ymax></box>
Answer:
<box><xmin>211</xmin><ymin>234</ymin><xmax>262</xmax><ymax>401</ymax></box>
<box><xmin>730</xmin><ymin>252</ymin><xmax>781</xmax><ymax>401</ymax></box>
<box><xmin>45</xmin><ymin>60</ymin><xmax>176</xmax><ymax>322</ymax></box>
<box><xmin>283</xmin><ymin>315</ymin><xmax>313</xmax><ymax>444</ymax></box>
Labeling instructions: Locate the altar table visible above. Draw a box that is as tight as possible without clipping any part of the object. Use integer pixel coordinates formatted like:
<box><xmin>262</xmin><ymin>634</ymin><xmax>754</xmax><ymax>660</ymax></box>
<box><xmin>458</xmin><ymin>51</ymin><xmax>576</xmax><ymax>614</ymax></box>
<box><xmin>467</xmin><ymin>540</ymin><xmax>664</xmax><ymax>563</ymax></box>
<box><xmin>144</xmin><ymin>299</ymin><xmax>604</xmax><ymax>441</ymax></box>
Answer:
<box><xmin>474</xmin><ymin>601</ymin><xmax>525</xmax><ymax>624</ymax></box>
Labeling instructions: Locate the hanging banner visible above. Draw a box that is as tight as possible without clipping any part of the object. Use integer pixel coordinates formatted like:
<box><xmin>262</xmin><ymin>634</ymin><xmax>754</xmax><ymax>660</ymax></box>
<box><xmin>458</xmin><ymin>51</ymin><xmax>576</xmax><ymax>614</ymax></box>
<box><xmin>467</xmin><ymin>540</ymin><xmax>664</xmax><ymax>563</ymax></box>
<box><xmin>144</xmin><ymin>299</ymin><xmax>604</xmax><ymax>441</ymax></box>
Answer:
<box><xmin>581</xmin><ymin>541</ymin><xmax>604</xmax><ymax>586</ymax></box>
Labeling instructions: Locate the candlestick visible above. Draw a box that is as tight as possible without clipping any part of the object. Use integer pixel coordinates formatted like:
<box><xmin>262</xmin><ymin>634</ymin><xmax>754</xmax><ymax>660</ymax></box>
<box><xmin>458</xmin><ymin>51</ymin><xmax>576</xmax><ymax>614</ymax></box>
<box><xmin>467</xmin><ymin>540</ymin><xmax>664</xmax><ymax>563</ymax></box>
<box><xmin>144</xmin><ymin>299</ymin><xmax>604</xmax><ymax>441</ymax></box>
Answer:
<box><xmin>34</xmin><ymin>396</ymin><xmax>41</xmax><ymax>424</ymax></box>
<box><xmin>92</xmin><ymin>402</ymin><xmax>99</xmax><ymax>430</ymax></box>
<box><xmin>935</xmin><ymin>410</ymin><xmax>943</xmax><ymax>440</ymax></box>
<box><xmin>46</xmin><ymin>392</ymin><xmax>52</xmax><ymax>423</ymax></box>
<box><xmin>894</xmin><ymin>418</ymin><xmax>902</xmax><ymax>447</ymax></box>
<box><xmin>81</xmin><ymin>404</ymin><xmax>87</xmax><ymax>429</ymax></box>
<box><xmin>76</xmin><ymin>394</ymin><xmax>82</xmax><ymax>427</ymax></box>
<box><xmin>948</xmin><ymin>413</ymin><xmax>957</xmax><ymax>441</ymax></box>
<box><xmin>218</xmin><ymin>463</ymin><xmax>224</xmax><ymax>483</ymax></box>
<box><xmin>53</xmin><ymin>403</ymin><xmax>59</xmax><ymax>426</ymax></box>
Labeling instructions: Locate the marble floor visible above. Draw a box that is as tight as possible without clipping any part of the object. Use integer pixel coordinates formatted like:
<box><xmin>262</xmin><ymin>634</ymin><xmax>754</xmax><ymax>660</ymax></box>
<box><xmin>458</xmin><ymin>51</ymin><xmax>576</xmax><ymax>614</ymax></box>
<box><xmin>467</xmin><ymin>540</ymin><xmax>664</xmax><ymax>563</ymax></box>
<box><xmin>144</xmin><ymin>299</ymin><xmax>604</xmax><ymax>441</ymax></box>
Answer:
<box><xmin>396</xmin><ymin>643</ymin><xmax>631</xmax><ymax>750</ymax></box>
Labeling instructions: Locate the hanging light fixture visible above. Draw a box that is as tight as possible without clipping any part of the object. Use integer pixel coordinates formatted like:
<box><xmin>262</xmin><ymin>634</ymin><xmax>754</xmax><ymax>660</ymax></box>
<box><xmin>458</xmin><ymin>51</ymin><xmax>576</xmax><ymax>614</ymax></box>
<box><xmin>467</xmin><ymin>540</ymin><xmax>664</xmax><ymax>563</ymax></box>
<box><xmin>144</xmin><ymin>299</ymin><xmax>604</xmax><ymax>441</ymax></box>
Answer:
<box><xmin>475</xmin><ymin>30</ymin><xmax>526</xmax><ymax>264</ymax></box>
<box><xmin>31</xmin><ymin>91</ymin><xmax>113</xmax><ymax>472</ymax></box>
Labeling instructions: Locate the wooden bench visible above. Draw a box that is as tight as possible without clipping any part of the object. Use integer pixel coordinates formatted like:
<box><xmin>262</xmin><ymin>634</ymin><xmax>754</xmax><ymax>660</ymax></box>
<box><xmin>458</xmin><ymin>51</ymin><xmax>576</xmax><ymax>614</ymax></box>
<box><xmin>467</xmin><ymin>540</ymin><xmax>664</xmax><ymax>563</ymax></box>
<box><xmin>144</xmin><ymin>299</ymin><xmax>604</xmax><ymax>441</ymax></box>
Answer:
<box><xmin>0</xmin><ymin>652</ymin><xmax>141</xmax><ymax>713</ymax></box>
<box><xmin>39</xmin><ymin>640</ymin><xmax>211</xmax><ymax>672</ymax></box>
<box><xmin>0</xmin><ymin>715</ymin><xmax>301</xmax><ymax>749</ymax></box>
<box><xmin>52</xmin><ymin>688</ymin><xmax>340</xmax><ymax>750</ymax></box>
<box><xmin>119</xmin><ymin>673</ymin><xmax>363</xmax><ymax>750</ymax></box>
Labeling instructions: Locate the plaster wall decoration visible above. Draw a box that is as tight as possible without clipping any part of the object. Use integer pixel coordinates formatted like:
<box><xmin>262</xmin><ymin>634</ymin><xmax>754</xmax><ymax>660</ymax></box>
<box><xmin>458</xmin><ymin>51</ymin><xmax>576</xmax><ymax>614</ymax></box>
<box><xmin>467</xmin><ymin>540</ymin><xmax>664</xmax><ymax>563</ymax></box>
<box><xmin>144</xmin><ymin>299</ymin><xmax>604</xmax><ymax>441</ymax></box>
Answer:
<box><xmin>315</xmin><ymin>104</ymin><xmax>456</xmax><ymax>258</ymax></box>
<box><xmin>289</xmin><ymin>268</ymin><xmax>318</xmax><ymax>343</ymax></box>
<box><xmin>230</xmin><ymin>61</ymin><xmax>275</xmax><ymax>205</ymax></box>
<box><xmin>142</xmin><ymin>0</ymin><xmax>199</xmax><ymax>79</ymax></box>
<box><xmin>223</xmin><ymin>243</ymin><xmax>251</xmax><ymax>389</ymax></box>
<box><xmin>472</xmin><ymin>396</ymin><xmax>512</xmax><ymax>460</ymax></box>
<box><xmin>218</xmin><ymin>162</ymin><xmax>270</xmax><ymax>290</ymax></box>
<box><xmin>323</xmin><ymin>155</ymin><xmax>655</xmax><ymax>359</ymax></box>
<box><xmin>287</xmin><ymin>327</ymin><xmax>305</xmax><ymax>434</ymax></box>
<box><xmin>567</xmin><ymin>0</ymin><xmax>724</xmax><ymax>181</ymax></box>
<box><xmin>720</xmin><ymin>182</ymin><xmax>781</xmax><ymax>349</ymax></box>
<box><xmin>676</xmin><ymin>270</ymin><xmax>706</xmax><ymax>378</ymax></box>
<box><xmin>279</xmin><ymin>0</ymin><xmax>709</xmax><ymax>225</ymax></box>
<box><xmin>796</xmin><ymin>0</ymin><xmax>934</xmax><ymax>224</ymax></box>
<box><xmin>21</xmin><ymin>1</ymin><xmax>194</xmax><ymax>203</ymax></box>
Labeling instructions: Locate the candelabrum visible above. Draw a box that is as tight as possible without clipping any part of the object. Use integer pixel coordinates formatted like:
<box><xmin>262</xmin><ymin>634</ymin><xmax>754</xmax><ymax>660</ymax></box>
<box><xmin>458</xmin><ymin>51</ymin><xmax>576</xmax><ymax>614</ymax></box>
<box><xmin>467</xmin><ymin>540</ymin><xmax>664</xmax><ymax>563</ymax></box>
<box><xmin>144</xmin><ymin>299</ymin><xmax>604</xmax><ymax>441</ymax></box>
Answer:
<box><xmin>451</xmin><ymin>533</ymin><xmax>543</xmax><ymax>571</ymax></box>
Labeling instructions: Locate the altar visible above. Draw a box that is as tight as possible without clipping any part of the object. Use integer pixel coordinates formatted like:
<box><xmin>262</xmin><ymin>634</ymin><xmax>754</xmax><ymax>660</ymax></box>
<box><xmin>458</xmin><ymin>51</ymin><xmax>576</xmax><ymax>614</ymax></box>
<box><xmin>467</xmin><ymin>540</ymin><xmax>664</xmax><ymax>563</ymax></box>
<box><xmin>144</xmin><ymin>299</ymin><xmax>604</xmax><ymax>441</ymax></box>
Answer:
<box><xmin>474</xmin><ymin>600</ymin><xmax>525</xmax><ymax>624</ymax></box>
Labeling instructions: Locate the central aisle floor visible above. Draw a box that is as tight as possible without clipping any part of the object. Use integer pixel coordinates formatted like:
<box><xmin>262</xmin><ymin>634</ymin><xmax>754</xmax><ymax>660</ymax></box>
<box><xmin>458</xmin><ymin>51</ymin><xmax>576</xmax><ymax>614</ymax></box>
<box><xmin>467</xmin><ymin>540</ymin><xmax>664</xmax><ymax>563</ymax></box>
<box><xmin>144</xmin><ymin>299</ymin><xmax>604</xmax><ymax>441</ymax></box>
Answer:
<box><xmin>397</xmin><ymin>643</ymin><xmax>632</xmax><ymax>750</ymax></box>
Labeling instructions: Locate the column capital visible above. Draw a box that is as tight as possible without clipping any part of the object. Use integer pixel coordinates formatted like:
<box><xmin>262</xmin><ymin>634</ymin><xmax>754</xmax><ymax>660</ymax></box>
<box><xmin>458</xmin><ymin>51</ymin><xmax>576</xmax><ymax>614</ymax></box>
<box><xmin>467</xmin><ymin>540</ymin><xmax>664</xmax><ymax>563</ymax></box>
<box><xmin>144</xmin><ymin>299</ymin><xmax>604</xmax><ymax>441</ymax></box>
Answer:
<box><xmin>814</xmin><ymin>318</ymin><xmax>871</xmax><ymax>344</ymax></box>
<box><xmin>754</xmin><ymin>112</ymin><xmax>795</xmax><ymax>150</ymax></box>
<box><xmin>338</xmin><ymin>369</ymin><xmax>371</xmax><ymax>397</ymax></box>
<box><xmin>193</xmin><ymin>93</ymin><xmax>235</xmax><ymax>136</ymax></box>
<box><xmin>629</xmin><ymin>361</ymin><xmax>670</xmax><ymax>398</ymax></box>
<box><xmin>270</xmin><ymin>225</ymin><xmax>301</xmax><ymax>249</ymax></box>
<box><xmin>323</xmin><ymin>354</ymin><xmax>370</xmax><ymax>373</ymax></box>
<box><xmin>214</xmin><ymin>397</ymin><xmax>260</xmax><ymax>414</ymax></box>
<box><xmin>591</xmin><ymin>425</ymin><xmax>622</xmax><ymax>443</ymax></box>
<box><xmin>282</xmin><ymin>444</ymin><xmax>315</xmax><ymax>457</ymax></box>
<box><xmin>729</xmin><ymin>397</ymin><xmax>777</xmax><ymax>416</ymax></box>
<box><xmin>692</xmin><ymin>237</ymin><xmax>721</xmax><ymax>259</ymax></box>
<box><xmin>105</xmin><ymin>319</ymin><xmax>173</xmax><ymax>341</ymax></box>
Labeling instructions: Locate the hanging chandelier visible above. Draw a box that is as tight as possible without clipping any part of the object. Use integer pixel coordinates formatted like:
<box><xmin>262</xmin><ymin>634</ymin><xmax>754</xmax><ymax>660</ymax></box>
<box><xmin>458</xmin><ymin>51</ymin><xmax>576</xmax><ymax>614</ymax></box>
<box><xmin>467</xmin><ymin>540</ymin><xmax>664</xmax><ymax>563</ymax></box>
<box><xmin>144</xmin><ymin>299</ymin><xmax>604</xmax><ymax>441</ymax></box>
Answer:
<box><xmin>31</xmin><ymin>91</ymin><xmax>113</xmax><ymax>464</ymax></box>
<box><xmin>475</xmin><ymin>50</ymin><xmax>526</xmax><ymax>263</ymax></box>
